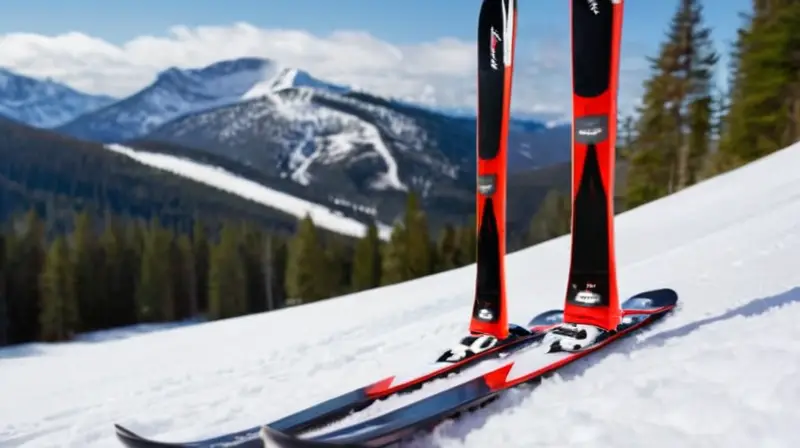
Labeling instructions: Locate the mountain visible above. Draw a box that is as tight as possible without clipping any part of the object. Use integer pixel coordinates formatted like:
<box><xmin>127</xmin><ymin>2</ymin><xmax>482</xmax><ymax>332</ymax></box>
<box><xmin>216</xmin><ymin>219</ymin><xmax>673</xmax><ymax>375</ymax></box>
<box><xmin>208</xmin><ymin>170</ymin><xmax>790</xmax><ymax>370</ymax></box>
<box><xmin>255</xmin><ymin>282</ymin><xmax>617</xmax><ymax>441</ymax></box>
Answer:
<box><xmin>3</xmin><ymin>140</ymin><xmax>798</xmax><ymax>447</ymax></box>
<box><xmin>137</xmin><ymin>86</ymin><xmax>570</xmax><ymax>228</ymax></box>
<box><xmin>0</xmin><ymin>68</ymin><xmax>116</xmax><ymax>128</ymax></box>
<box><xmin>0</xmin><ymin>116</ymin><xmax>364</xmax><ymax>238</ymax></box>
<box><xmin>55</xmin><ymin>58</ymin><xmax>347</xmax><ymax>142</ymax></box>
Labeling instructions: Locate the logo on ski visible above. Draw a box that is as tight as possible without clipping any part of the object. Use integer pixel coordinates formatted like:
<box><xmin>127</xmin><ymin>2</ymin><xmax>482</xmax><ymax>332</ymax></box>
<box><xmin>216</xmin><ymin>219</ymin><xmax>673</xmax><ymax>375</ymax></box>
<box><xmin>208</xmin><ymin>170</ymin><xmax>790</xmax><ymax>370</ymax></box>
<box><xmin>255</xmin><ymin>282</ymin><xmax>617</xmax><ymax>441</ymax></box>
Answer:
<box><xmin>574</xmin><ymin>114</ymin><xmax>609</xmax><ymax>144</ymax></box>
<box><xmin>586</xmin><ymin>0</ymin><xmax>600</xmax><ymax>15</ymax></box>
<box><xmin>489</xmin><ymin>27</ymin><xmax>502</xmax><ymax>70</ymax></box>
<box><xmin>477</xmin><ymin>174</ymin><xmax>496</xmax><ymax>195</ymax></box>
<box><xmin>574</xmin><ymin>290</ymin><xmax>602</xmax><ymax>305</ymax></box>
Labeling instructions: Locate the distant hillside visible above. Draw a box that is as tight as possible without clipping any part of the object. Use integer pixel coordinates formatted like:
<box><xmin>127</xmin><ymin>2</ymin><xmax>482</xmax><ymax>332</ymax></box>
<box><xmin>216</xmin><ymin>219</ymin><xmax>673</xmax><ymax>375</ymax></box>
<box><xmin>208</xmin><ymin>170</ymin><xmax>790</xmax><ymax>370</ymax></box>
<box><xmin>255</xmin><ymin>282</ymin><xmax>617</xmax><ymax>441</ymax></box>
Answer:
<box><xmin>0</xmin><ymin>117</ymin><xmax>337</xmax><ymax>237</ymax></box>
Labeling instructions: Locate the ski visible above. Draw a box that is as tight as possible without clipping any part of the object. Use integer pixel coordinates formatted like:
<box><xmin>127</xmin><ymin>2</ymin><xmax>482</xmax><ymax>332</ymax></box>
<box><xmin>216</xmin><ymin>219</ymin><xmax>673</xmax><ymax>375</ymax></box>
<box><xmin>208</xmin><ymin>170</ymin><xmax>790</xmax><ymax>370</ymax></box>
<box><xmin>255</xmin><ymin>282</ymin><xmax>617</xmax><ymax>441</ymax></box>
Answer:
<box><xmin>259</xmin><ymin>289</ymin><xmax>678</xmax><ymax>448</ymax></box>
<box><xmin>472</xmin><ymin>0</ymin><xmax>517</xmax><ymax>340</ymax></box>
<box><xmin>114</xmin><ymin>309</ymin><xmax>562</xmax><ymax>448</ymax></box>
<box><xmin>561</xmin><ymin>0</ymin><xmax>625</xmax><ymax>336</ymax></box>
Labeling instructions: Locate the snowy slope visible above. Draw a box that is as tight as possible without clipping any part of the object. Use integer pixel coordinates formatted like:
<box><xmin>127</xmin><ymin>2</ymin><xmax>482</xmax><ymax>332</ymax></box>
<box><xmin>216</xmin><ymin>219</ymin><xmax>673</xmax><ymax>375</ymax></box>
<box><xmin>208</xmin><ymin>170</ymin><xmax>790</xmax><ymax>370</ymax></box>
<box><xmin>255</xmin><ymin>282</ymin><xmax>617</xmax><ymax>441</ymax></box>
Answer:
<box><xmin>104</xmin><ymin>144</ymin><xmax>392</xmax><ymax>240</ymax></box>
<box><xmin>3</xmin><ymin>141</ymin><xmax>800</xmax><ymax>448</ymax></box>
<box><xmin>0</xmin><ymin>68</ymin><xmax>115</xmax><ymax>128</ymax></box>
<box><xmin>55</xmin><ymin>58</ymin><xmax>346</xmax><ymax>142</ymax></box>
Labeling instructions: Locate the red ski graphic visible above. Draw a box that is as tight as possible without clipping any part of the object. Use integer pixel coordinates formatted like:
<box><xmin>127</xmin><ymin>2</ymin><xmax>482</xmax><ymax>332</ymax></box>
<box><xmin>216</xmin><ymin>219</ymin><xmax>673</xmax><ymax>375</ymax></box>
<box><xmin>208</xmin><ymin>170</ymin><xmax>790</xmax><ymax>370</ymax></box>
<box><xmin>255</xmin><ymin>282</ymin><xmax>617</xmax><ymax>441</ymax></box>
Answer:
<box><xmin>563</xmin><ymin>0</ymin><xmax>624</xmax><ymax>331</ymax></box>
<box><xmin>471</xmin><ymin>0</ymin><xmax>517</xmax><ymax>340</ymax></box>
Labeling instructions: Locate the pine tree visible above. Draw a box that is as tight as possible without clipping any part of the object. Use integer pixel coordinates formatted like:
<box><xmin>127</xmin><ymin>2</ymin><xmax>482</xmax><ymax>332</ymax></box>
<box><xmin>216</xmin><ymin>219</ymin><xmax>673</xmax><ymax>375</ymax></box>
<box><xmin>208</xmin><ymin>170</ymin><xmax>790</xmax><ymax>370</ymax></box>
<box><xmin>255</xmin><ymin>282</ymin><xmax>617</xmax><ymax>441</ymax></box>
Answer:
<box><xmin>266</xmin><ymin>234</ymin><xmax>288</xmax><ymax>309</ymax></box>
<box><xmin>456</xmin><ymin>217</ymin><xmax>477</xmax><ymax>267</ymax></box>
<box><xmin>172</xmin><ymin>234</ymin><xmax>197</xmax><ymax>320</ymax></box>
<box><xmin>351</xmin><ymin>221</ymin><xmax>381</xmax><ymax>291</ymax></box>
<box><xmin>435</xmin><ymin>224</ymin><xmax>459</xmax><ymax>272</ymax></box>
<box><xmin>136</xmin><ymin>220</ymin><xmax>174</xmax><ymax>322</ymax></box>
<box><xmin>625</xmin><ymin>0</ymin><xmax>718</xmax><ymax>207</ymax></box>
<box><xmin>403</xmin><ymin>193</ymin><xmax>432</xmax><ymax>279</ymax></box>
<box><xmin>380</xmin><ymin>221</ymin><xmax>406</xmax><ymax>286</ymax></box>
<box><xmin>240</xmin><ymin>224</ymin><xmax>268</xmax><ymax>314</ymax></box>
<box><xmin>322</xmin><ymin>235</ymin><xmax>351</xmax><ymax>297</ymax></box>
<box><xmin>99</xmin><ymin>216</ymin><xmax>133</xmax><ymax>327</ymax></box>
<box><xmin>5</xmin><ymin>210</ymin><xmax>45</xmax><ymax>343</ymax></box>
<box><xmin>207</xmin><ymin>221</ymin><xmax>247</xmax><ymax>319</ymax></box>
<box><xmin>192</xmin><ymin>220</ymin><xmax>210</xmax><ymax>313</ymax></box>
<box><xmin>527</xmin><ymin>189</ymin><xmax>572</xmax><ymax>245</ymax></box>
<box><xmin>39</xmin><ymin>236</ymin><xmax>79</xmax><ymax>342</ymax></box>
<box><xmin>285</xmin><ymin>215</ymin><xmax>325</xmax><ymax>303</ymax></box>
<box><xmin>72</xmin><ymin>211</ymin><xmax>102</xmax><ymax>331</ymax></box>
<box><xmin>717</xmin><ymin>0</ymin><xmax>800</xmax><ymax>167</ymax></box>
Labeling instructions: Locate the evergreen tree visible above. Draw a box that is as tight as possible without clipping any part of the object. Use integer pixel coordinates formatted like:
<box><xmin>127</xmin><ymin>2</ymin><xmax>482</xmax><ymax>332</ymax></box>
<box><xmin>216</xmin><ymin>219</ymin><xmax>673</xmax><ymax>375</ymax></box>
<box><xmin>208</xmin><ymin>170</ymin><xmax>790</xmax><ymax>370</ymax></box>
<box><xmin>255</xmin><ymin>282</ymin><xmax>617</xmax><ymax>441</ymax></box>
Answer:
<box><xmin>136</xmin><ymin>220</ymin><xmax>174</xmax><ymax>322</ymax></box>
<box><xmin>435</xmin><ymin>224</ymin><xmax>459</xmax><ymax>272</ymax></box>
<box><xmin>99</xmin><ymin>216</ymin><xmax>133</xmax><ymax>327</ymax></box>
<box><xmin>241</xmin><ymin>224</ymin><xmax>268</xmax><ymax>314</ymax></box>
<box><xmin>380</xmin><ymin>221</ymin><xmax>406</xmax><ymax>286</ymax></box>
<box><xmin>322</xmin><ymin>235</ymin><xmax>351</xmax><ymax>297</ymax></box>
<box><xmin>717</xmin><ymin>0</ymin><xmax>800</xmax><ymax>167</ymax></box>
<box><xmin>403</xmin><ymin>193</ymin><xmax>432</xmax><ymax>279</ymax></box>
<box><xmin>266</xmin><ymin>234</ymin><xmax>288</xmax><ymax>309</ymax></box>
<box><xmin>208</xmin><ymin>221</ymin><xmax>247</xmax><ymax>319</ymax></box>
<box><xmin>625</xmin><ymin>0</ymin><xmax>718</xmax><ymax>207</ymax></box>
<box><xmin>192</xmin><ymin>220</ymin><xmax>210</xmax><ymax>313</ymax></box>
<box><xmin>351</xmin><ymin>221</ymin><xmax>381</xmax><ymax>291</ymax></box>
<box><xmin>456</xmin><ymin>217</ymin><xmax>477</xmax><ymax>267</ymax></box>
<box><xmin>172</xmin><ymin>234</ymin><xmax>197</xmax><ymax>320</ymax></box>
<box><xmin>285</xmin><ymin>215</ymin><xmax>325</xmax><ymax>303</ymax></box>
<box><xmin>527</xmin><ymin>190</ymin><xmax>572</xmax><ymax>245</ymax></box>
<box><xmin>72</xmin><ymin>211</ymin><xmax>102</xmax><ymax>331</ymax></box>
<box><xmin>39</xmin><ymin>236</ymin><xmax>79</xmax><ymax>342</ymax></box>
<box><xmin>5</xmin><ymin>210</ymin><xmax>45</xmax><ymax>343</ymax></box>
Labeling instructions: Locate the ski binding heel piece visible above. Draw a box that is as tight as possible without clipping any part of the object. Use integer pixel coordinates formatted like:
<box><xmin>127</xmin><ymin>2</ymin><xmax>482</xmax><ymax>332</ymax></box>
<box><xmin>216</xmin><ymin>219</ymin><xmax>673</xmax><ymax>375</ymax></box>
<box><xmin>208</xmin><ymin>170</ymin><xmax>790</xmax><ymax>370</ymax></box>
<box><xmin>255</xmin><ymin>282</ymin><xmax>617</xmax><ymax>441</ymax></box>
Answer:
<box><xmin>548</xmin><ymin>323</ymin><xmax>608</xmax><ymax>352</ymax></box>
<box><xmin>437</xmin><ymin>334</ymin><xmax>499</xmax><ymax>363</ymax></box>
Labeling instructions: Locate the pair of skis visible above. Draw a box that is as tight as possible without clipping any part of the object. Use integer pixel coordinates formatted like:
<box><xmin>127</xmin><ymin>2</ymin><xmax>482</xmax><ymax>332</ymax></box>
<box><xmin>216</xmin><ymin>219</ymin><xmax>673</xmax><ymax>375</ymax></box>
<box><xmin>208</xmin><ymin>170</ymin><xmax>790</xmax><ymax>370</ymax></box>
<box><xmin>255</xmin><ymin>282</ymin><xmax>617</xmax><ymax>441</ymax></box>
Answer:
<box><xmin>115</xmin><ymin>0</ymin><xmax>679</xmax><ymax>447</ymax></box>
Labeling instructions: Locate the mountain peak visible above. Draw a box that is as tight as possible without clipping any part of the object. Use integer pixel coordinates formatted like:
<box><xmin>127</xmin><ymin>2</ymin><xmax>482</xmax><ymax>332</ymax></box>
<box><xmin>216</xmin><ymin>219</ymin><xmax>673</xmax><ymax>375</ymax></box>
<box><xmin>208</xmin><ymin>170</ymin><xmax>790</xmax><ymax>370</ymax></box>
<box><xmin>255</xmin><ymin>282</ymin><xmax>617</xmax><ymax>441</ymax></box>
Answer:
<box><xmin>0</xmin><ymin>66</ymin><xmax>116</xmax><ymax>128</ymax></box>
<box><xmin>56</xmin><ymin>57</ymin><xmax>348</xmax><ymax>142</ymax></box>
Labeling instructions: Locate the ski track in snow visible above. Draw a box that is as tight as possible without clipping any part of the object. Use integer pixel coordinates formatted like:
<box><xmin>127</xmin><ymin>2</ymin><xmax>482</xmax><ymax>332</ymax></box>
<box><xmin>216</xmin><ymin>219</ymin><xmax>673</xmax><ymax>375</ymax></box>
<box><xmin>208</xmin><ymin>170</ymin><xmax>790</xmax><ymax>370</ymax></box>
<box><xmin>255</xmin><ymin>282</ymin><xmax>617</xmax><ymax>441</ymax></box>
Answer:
<box><xmin>3</xmin><ymin>142</ymin><xmax>800</xmax><ymax>447</ymax></box>
<box><xmin>103</xmin><ymin>144</ymin><xmax>392</xmax><ymax>240</ymax></box>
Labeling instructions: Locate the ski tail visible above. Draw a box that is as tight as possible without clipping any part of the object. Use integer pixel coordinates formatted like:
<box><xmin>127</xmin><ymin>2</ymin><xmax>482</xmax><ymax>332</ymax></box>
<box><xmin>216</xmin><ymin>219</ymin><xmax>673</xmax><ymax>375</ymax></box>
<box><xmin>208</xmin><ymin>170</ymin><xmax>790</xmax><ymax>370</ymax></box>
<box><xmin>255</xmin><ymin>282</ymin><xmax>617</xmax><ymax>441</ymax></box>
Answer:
<box><xmin>470</xmin><ymin>0</ymin><xmax>517</xmax><ymax>340</ymax></box>
<box><xmin>563</xmin><ymin>0</ymin><xmax>624</xmax><ymax>331</ymax></box>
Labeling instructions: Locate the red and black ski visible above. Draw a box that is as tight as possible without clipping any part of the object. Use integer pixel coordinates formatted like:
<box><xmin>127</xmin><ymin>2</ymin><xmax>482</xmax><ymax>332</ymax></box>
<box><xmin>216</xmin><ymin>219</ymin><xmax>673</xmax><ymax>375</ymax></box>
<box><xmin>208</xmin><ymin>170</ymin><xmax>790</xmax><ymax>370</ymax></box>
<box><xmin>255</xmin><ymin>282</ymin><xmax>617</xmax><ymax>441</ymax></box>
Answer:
<box><xmin>260</xmin><ymin>289</ymin><xmax>679</xmax><ymax>447</ymax></box>
<box><xmin>562</xmin><ymin>0</ymin><xmax>624</xmax><ymax>331</ymax></box>
<box><xmin>471</xmin><ymin>0</ymin><xmax>517</xmax><ymax>340</ymax></box>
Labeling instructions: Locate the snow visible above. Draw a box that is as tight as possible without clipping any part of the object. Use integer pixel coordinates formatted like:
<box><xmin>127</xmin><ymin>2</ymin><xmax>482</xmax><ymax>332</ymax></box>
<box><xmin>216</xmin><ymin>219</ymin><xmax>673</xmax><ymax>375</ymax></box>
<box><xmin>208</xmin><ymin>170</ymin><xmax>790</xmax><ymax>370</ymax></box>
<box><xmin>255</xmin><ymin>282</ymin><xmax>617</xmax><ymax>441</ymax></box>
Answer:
<box><xmin>56</xmin><ymin>58</ymin><xmax>347</xmax><ymax>141</ymax></box>
<box><xmin>103</xmin><ymin>144</ymin><xmax>393</xmax><ymax>240</ymax></box>
<box><xmin>3</xmin><ymin>140</ymin><xmax>800</xmax><ymax>447</ymax></box>
<box><xmin>0</xmin><ymin>68</ymin><xmax>115</xmax><ymax>128</ymax></box>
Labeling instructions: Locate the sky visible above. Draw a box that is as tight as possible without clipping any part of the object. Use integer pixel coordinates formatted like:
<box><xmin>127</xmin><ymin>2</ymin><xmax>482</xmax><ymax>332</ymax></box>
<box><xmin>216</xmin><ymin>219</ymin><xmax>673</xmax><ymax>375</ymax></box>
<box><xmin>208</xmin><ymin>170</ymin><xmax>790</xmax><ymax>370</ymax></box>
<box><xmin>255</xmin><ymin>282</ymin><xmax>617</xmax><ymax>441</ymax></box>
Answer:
<box><xmin>0</xmin><ymin>0</ymin><xmax>752</xmax><ymax>119</ymax></box>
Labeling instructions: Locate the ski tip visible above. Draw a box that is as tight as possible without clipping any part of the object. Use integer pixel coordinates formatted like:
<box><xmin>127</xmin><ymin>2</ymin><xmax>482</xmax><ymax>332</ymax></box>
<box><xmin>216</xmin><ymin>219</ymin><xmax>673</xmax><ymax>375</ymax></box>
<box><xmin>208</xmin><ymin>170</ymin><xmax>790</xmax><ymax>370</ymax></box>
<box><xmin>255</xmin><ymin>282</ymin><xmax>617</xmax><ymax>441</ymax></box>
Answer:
<box><xmin>114</xmin><ymin>424</ymin><xmax>141</xmax><ymax>439</ymax></box>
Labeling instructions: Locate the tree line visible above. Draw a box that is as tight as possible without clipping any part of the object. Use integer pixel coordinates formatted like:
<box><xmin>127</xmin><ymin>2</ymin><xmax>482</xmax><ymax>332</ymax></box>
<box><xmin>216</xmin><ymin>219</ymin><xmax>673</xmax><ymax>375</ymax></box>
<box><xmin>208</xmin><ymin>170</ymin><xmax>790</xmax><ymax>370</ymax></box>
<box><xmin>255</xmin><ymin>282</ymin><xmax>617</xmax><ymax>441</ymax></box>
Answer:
<box><xmin>622</xmin><ymin>0</ymin><xmax>800</xmax><ymax>208</ymax></box>
<box><xmin>0</xmin><ymin>191</ymin><xmax>570</xmax><ymax>346</ymax></box>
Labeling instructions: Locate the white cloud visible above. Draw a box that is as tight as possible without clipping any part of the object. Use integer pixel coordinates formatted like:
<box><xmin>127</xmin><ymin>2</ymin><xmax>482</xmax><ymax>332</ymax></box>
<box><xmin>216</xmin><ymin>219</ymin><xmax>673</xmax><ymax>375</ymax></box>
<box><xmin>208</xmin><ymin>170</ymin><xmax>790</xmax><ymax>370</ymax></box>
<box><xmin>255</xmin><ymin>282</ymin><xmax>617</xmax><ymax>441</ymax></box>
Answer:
<box><xmin>0</xmin><ymin>22</ymin><xmax>648</xmax><ymax>118</ymax></box>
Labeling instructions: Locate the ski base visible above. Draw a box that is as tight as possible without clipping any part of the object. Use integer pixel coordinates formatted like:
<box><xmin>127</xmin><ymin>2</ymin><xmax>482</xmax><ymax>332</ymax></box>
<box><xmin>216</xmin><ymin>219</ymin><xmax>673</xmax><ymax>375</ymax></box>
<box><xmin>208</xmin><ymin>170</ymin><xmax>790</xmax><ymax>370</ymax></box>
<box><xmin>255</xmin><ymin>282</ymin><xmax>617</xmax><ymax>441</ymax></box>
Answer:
<box><xmin>261</xmin><ymin>288</ymin><xmax>678</xmax><ymax>447</ymax></box>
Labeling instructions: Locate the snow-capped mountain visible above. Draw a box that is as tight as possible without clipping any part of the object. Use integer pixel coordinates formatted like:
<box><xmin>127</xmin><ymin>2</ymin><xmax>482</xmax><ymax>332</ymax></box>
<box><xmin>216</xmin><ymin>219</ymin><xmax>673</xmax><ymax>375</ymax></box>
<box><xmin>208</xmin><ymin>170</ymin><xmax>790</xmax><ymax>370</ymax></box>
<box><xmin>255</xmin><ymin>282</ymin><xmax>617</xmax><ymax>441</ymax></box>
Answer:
<box><xmin>139</xmin><ymin>86</ymin><xmax>570</xmax><ymax>225</ymax></box>
<box><xmin>55</xmin><ymin>58</ymin><xmax>348</xmax><ymax>142</ymax></box>
<box><xmin>0</xmin><ymin>68</ymin><xmax>116</xmax><ymax>128</ymax></box>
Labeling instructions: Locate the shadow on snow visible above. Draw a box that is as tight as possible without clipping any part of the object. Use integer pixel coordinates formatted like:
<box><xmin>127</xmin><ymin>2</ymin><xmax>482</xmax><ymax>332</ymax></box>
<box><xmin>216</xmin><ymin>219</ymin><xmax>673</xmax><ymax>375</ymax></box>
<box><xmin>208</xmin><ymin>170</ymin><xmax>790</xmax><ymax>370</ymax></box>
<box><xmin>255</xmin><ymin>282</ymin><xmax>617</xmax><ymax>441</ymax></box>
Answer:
<box><xmin>415</xmin><ymin>286</ymin><xmax>800</xmax><ymax>447</ymax></box>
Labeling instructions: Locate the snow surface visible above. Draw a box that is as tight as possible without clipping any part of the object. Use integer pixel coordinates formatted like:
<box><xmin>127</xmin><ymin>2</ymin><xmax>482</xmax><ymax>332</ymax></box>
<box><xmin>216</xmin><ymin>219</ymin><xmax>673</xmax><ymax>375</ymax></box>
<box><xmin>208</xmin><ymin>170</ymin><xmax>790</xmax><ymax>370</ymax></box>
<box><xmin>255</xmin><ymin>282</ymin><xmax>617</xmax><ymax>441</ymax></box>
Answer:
<box><xmin>103</xmin><ymin>144</ymin><xmax>392</xmax><ymax>240</ymax></box>
<box><xmin>3</xmin><ymin>141</ymin><xmax>800</xmax><ymax>447</ymax></box>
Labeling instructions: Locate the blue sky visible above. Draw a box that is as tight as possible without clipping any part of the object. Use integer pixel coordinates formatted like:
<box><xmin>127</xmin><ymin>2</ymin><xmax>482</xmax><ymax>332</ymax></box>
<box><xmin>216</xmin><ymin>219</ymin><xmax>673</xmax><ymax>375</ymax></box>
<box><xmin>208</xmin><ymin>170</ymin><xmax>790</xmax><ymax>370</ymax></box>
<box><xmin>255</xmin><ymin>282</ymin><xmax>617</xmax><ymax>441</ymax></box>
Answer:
<box><xmin>0</xmin><ymin>0</ymin><xmax>751</xmax><ymax>51</ymax></box>
<box><xmin>0</xmin><ymin>0</ymin><xmax>753</xmax><ymax>117</ymax></box>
